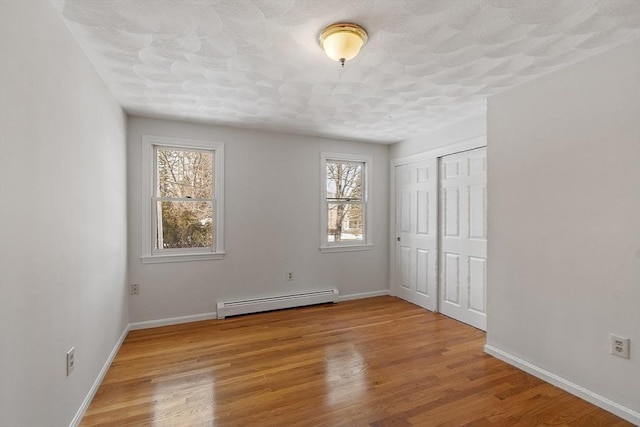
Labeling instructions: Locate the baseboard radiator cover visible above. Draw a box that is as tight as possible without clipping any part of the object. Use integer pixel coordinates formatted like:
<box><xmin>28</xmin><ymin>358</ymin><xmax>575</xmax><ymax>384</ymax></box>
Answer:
<box><xmin>216</xmin><ymin>288</ymin><xmax>339</xmax><ymax>319</ymax></box>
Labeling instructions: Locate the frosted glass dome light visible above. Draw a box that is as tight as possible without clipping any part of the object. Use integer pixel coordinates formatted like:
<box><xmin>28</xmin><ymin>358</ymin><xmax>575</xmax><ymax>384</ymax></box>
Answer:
<box><xmin>319</xmin><ymin>23</ymin><xmax>368</xmax><ymax>67</ymax></box>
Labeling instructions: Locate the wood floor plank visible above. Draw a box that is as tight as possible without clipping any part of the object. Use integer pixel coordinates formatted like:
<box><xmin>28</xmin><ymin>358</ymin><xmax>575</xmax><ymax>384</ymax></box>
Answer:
<box><xmin>81</xmin><ymin>296</ymin><xmax>631</xmax><ymax>426</ymax></box>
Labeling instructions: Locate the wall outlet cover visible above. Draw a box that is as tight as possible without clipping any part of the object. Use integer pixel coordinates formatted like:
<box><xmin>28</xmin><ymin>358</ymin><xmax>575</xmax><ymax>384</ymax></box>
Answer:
<box><xmin>66</xmin><ymin>347</ymin><xmax>75</xmax><ymax>376</ymax></box>
<box><xmin>610</xmin><ymin>334</ymin><xmax>630</xmax><ymax>359</ymax></box>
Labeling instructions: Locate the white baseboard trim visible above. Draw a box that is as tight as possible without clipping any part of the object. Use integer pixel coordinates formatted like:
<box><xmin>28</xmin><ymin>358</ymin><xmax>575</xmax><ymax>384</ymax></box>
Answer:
<box><xmin>129</xmin><ymin>291</ymin><xmax>391</xmax><ymax>330</ymax></box>
<box><xmin>484</xmin><ymin>344</ymin><xmax>640</xmax><ymax>425</ymax></box>
<box><xmin>338</xmin><ymin>289</ymin><xmax>390</xmax><ymax>302</ymax></box>
<box><xmin>129</xmin><ymin>311</ymin><xmax>218</xmax><ymax>330</ymax></box>
<box><xmin>70</xmin><ymin>324</ymin><xmax>130</xmax><ymax>427</ymax></box>
<box><xmin>129</xmin><ymin>291</ymin><xmax>392</xmax><ymax>330</ymax></box>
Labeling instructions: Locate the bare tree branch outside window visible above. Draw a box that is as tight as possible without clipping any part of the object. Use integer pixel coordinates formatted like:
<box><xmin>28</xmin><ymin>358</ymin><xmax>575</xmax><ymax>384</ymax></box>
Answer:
<box><xmin>156</xmin><ymin>148</ymin><xmax>214</xmax><ymax>249</ymax></box>
<box><xmin>326</xmin><ymin>161</ymin><xmax>364</xmax><ymax>242</ymax></box>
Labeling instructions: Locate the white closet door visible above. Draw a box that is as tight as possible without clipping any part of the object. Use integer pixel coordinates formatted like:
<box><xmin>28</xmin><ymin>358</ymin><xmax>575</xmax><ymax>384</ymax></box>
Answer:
<box><xmin>395</xmin><ymin>159</ymin><xmax>438</xmax><ymax>311</ymax></box>
<box><xmin>439</xmin><ymin>147</ymin><xmax>487</xmax><ymax>330</ymax></box>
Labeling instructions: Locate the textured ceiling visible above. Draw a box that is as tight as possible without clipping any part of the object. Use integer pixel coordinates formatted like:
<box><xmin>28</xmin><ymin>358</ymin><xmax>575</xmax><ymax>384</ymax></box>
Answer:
<box><xmin>51</xmin><ymin>0</ymin><xmax>640</xmax><ymax>143</ymax></box>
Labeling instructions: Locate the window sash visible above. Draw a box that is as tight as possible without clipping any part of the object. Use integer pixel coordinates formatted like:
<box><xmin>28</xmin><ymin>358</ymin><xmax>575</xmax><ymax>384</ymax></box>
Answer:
<box><xmin>154</xmin><ymin>197</ymin><xmax>213</xmax><ymax>202</ymax></box>
<box><xmin>321</xmin><ymin>153</ymin><xmax>372</xmax><ymax>250</ymax></box>
<box><xmin>325</xmin><ymin>160</ymin><xmax>365</xmax><ymax>202</ymax></box>
<box><xmin>152</xmin><ymin>199</ymin><xmax>216</xmax><ymax>253</ymax></box>
<box><xmin>327</xmin><ymin>202</ymin><xmax>366</xmax><ymax>243</ymax></box>
<box><xmin>152</xmin><ymin>143</ymin><xmax>216</xmax><ymax>255</ymax></box>
<box><xmin>327</xmin><ymin>201</ymin><xmax>365</xmax><ymax>205</ymax></box>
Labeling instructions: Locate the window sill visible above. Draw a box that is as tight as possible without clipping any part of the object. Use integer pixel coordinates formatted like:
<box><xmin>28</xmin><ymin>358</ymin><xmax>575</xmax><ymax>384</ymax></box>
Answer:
<box><xmin>140</xmin><ymin>252</ymin><xmax>225</xmax><ymax>264</ymax></box>
<box><xmin>320</xmin><ymin>244</ymin><xmax>373</xmax><ymax>253</ymax></box>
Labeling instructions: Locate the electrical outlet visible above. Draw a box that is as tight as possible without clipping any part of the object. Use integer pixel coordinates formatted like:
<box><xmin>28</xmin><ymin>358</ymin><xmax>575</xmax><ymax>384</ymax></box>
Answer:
<box><xmin>131</xmin><ymin>283</ymin><xmax>140</xmax><ymax>295</ymax></box>
<box><xmin>286</xmin><ymin>271</ymin><xmax>294</xmax><ymax>281</ymax></box>
<box><xmin>610</xmin><ymin>334</ymin><xmax>630</xmax><ymax>359</ymax></box>
<box><xmin>66</xmin><ymin>347</ymin><xmax>75</xmax><ymax>376</ymax></box>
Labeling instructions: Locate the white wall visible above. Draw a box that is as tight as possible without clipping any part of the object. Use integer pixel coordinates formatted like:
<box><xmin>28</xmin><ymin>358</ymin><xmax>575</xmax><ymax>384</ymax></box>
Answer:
<box><xmin>389</xmin><ymin>113</ymin><xmax>486</xmax><ymax>160</ymax></box>
<box><xmin>0</xmin><ymin>2</ymin><xmax>128</xmax><ymax>426</ymax></box>
<box><xmin>127</xmin><ymin>116</ymin><xmax>389</xmax><ymax>323</ymax></box>
<box><xmin>487</xmin><ymin>39</ymin><xmax>640</xmax><ymax>422</ymax></box>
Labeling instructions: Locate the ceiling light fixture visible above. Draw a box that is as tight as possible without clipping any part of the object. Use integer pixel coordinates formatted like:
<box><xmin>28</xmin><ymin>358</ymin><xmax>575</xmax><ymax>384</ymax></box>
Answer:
<box><xmin>319</xmin><ymin>23</ymin><xmax>368</xmax><ymax>67</ymax></box>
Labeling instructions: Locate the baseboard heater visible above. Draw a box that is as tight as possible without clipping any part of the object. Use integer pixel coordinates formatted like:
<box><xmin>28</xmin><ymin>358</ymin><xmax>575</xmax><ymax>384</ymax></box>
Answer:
<box><xmin>216</xmin><ymin>288</ymin><xmax>339</xmax><ymax>319</ymax></box>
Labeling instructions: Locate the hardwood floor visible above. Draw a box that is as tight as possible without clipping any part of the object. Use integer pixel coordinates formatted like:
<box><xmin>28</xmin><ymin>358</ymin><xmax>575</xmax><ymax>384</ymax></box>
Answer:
<box><xmin>82</xmin><ymin>296</ymin><xmax>631</xmax><ymax>426</ymax></box>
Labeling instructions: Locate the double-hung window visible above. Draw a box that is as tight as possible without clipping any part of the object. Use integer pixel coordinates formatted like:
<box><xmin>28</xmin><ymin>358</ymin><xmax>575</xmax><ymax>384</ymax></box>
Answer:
<box><xmin>320</xmin><ymin>153</ymin><xmax>372</xmax><ymax>253</ymax></box>
<box><xmin>141</xmin><ymin>136</ymin><xmax>224</xmax><ymax>263</ymax></box>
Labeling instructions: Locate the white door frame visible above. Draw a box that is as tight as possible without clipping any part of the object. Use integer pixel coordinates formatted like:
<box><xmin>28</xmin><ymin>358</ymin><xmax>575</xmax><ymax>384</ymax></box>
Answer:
<box><xmin>389</xmin><ymin>136</ymin><xmax>487</xmax><ymax>306</ymax></box>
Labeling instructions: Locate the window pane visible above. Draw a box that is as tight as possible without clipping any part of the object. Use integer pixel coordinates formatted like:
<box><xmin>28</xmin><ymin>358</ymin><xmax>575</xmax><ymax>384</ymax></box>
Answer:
<box><xmin>157</xmin><ymin>149</ymin><xmax>213</xmax><ymax>198</ymax></box>
<box><xmin>327</xmin><ymin>203</ymin><xmax>364</xmax><ymax>242</ymax></box>
<box><xmin>157</xmin><ymin>201</ymin><xmax>213</xmax><ymax>249</ymax></box>
<box><xmin>326</xmin><ymin>161</ymin><xmax>363</xmax><ymax>202</ymax></box>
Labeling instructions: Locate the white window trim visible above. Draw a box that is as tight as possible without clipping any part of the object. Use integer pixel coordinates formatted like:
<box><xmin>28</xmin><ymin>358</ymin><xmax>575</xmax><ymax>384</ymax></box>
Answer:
<box><xmin>320</xmin><ymin>152</ymin><xmax>373</xmax><ymax>253</ymax></box>
<box><xmin>141</xmin><ymin>135</ymin><xmax>225</xmax><ymax>263</ymax></box>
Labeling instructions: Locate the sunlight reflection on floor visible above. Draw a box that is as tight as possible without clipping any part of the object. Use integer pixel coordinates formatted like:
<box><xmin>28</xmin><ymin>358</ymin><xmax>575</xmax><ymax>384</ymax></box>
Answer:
<box><xmin>324</xmin><ymin>345</ymin><xmax>368</xmax><ymax>407</ymax></box>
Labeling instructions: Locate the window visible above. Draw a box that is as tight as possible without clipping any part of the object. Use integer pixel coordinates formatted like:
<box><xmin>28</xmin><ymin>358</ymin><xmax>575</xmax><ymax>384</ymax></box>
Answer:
<box><xmin>320</xmin><ymin>153</ymin><xmax>372</xmax><ymax>253</ymax></box>
<box><xmin>141</xmin><ymin>136</ymin><xmax>224</xmax><ymax>263</ymax></box>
